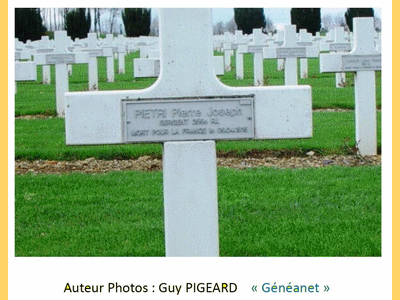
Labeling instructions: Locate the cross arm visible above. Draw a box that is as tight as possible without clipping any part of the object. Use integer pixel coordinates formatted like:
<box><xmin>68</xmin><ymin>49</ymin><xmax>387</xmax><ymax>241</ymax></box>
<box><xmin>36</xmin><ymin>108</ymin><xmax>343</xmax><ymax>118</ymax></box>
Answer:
<box><xmin>65</xmin><ymin>86</ymin><xmax>312</xmax><ymax>145</ymax></box>
<box><xmin>34</xmin><ymin>52</ymin><xmax>89</xmax><ymax>65</ymax></box>
<box><xmin>319</xmin><ymin>53</ymin><xmax>344</xmax><ymax>72</ymax></box>
<box><xmin>320</xmin><ymin>52</ymin><xmax>381</xmax><ymax>73</ymax></box>
<box><xmin>263</xmin><ymin>46</ymin><xmax>319</xmax><ymax>59</ymax></box>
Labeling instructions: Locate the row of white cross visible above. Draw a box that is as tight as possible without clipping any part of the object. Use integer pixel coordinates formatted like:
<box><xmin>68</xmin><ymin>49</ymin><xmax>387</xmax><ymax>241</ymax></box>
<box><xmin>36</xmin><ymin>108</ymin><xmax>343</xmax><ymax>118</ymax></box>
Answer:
<box><xmin>222</xmin><ymin>24</ymin><xmax>380</xmax><ymax>88</ymax></box>
<box><xmin>14</xmin><ymin>21</ymin><xmax>379</xmax><ymax>88</ymax></box>
<box><xmin>214</xmin><ymin>25</ymin><xmax>381</xmax><ymax>53</ymax></box>
<box><xmin>15</xmin><ymin>9</ymin><xmax>381</xmax><ymax>257</ymax></box>
<box><xmin>15</xmin><ymin>21</ymin><xmax>381</xmax><ymax>88</ymax></box>
<box><xmin>15</xmin><ymin>16</ymin><xmax>380</xmax><ymax>157</ymax></box>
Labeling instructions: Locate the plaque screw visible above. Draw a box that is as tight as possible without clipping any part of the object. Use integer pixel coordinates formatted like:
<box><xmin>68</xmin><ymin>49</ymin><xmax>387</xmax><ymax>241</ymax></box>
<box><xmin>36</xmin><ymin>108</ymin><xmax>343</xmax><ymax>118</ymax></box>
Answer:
<box><xmin>248</xmin><ymin>117</ymin><xmax>252</xmax><ymax>120</ymax></box>
<box><xmin>127</xmin><ymin>121</ymin><xmax>131</xmax><ymax>124</ymax></box>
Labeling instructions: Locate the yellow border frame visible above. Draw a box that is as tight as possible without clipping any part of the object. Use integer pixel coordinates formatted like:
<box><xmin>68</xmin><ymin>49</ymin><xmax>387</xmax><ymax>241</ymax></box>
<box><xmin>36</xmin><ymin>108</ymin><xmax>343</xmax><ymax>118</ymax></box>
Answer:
<box><xmin>3</xmin><ymin>2</ymin><xmax>8</xmax><ymax>300</ymax></box>
<box><xmin>393</xmin><ymin>2</ymin><xmax>397</xmax><ymax>299</ymax></box>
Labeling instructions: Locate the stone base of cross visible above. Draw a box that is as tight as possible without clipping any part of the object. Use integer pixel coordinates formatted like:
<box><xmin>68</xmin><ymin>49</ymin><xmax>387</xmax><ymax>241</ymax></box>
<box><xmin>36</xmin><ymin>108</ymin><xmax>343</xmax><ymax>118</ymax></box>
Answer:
<box><xmin>65</xmin><ymin>9</ymin><xmax>312</xmax><ymax>257</ymax></box>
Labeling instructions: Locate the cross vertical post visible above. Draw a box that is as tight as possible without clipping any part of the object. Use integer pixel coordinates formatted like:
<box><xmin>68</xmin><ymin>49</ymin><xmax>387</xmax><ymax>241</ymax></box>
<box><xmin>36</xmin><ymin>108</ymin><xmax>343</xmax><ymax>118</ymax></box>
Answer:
<box><xmin>85</xmin><ymin>33</ymin><xmax>100</xmax><ymax>90</ymax></box>
<box><xmin>223</xmin><ymin>32</ymin><xmax>233</xmax><ymax>71</ymax></box>
<box><xmin>330</xmin><ymin>27</ymin><xmax>352</xmax><ymax>88</ymax></box>
<box><xmin>275</xmin><ymin>30</ymin><xmax>285</xmax><ymax>71</ymax></box>
<box><xmin>320</xmin><ymin>17</ymin><xmax>380</xmax><ymax>155</ymax></box>
<box><xmin>37</xmin><ymin>36</ymin><xmax>52</xmax><ymax>84</ymax></box>
<box><xmin>283</xmin><ymin>25</ymin><xmax>299</xmax><ymax>85</ymax></box>
<box><xmin>248</xmin><ymin>28</ymin><xmax>267</xmax><ymax>86</ymax></box>
<box><xmin>54</xmin><ymin>32</ymin><xmax>70</xmax><ymax>115</ymax></box>
<box><xmin>298</xmin><ymin>29</ymin><xmax>313</xmax><ymax>79</ymax></box>
<box><xmin>81</xmin><ymin>33</ymin><xmax>112</xmax><ymax>91</ymax></box>
<box><xmin>264</xmin><ymin>25</ymin><xmax>318</xmax><ymax>86</ymax></box>
<box><xmin>163</xmin><ymin>141</ymin><xmax>219</xmax><ymax>256</ymax></box>
<box><xmin>116</xmin><ymin>35</ymin><xmax>126</xmax><ymax>74</ymax></box>
<box><xmin>102</xmin><ymin>34</ymin><xmax>116</xmax><ymax>82</ymax></box>
<box><xmin>233</xmin><ymin>30</ymin><xmax>247</xmax><ymax>80</ymax></box>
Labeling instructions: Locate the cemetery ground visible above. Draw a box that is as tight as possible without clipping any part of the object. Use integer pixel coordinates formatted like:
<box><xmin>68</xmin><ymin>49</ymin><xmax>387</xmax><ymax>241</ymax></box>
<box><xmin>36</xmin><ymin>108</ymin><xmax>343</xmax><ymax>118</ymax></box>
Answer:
<box><xmin>14</xmin><ymin>51</ymin><xmax>382</xmax><ymax>257</ymax></box>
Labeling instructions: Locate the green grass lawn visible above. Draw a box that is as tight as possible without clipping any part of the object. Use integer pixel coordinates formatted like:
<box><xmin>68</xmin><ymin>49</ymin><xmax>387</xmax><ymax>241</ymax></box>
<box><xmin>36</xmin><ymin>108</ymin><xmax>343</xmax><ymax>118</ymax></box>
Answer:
<box><xmin>216</xmin><ymin>53</ymin><xmax>381</xmax><ymax>109</ymax></box>
<box><xmin>14</xmin><ymin>50</ymin><xmax>382</xmax><ymax>258</ymax></box>
<box><xmin>15</xmin><ymin>166</ymin><xmax>381</xmax><ymax>257</ymax></box>
<box><xmin>15</xmin><ymin>52</ymin><xmax>381</xmax><ymax>116</ymax></box>
<box><xmin>15</xmin><ymin>111</ymin><xmax>381</xmax><ymax>161</ymax></box>
<box><xmin>15</xmin><ymin>51</ymin><xmax>157</xmax><ymax>116</ymax></box>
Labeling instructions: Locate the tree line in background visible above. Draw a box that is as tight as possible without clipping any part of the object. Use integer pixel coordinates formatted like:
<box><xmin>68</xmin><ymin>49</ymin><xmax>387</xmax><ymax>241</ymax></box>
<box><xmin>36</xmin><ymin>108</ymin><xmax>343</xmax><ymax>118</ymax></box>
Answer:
<box><xmin>65</xmin><ymin>8</ymin><xmax>91</xmax><ymax>40</ymax></box>
<box><xmin>122</xmin><ymin>8</ymin><xmax>151</xmax><ymax>37</ymax></box>
<box><xmin>15</xmin><ymin>7</ymin><xmax>381</xmax><ymax>43</ymax></box>
<box><xmin>290</xmin><ymin>8</ymin><xmax>321</xmax><ymax>35</ymax></box>
<box><xmin>15</xmin><ymin>8</ymin><xmax>46</xmax><ymax>43</ymax></box>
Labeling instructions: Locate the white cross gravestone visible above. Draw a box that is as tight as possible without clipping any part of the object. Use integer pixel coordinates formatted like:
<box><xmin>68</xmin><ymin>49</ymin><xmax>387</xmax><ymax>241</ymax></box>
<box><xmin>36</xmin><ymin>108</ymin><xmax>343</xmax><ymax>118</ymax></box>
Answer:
<box><xmin>15</xmin><ymin>38</ymin><xmax>34</xmax><ymax>94</ymax></box>
<box><xmin>35</xmin><ymin>36</ymin><xmax>53</xmax><ymax>84</ymax></box>
<box><xmin>116</xmin><ymin>35</ymin><xmax>127</xmax><ymax>74</ymax></box>
<box><xmin>101</xmin><ymin>34</ymin><xmax>117</xmax><ymax>82</ymax></box>
<box><xmin>264</xmin><ymin>25</ymin><xmax>319</xmax><ymax>85</ymax></box>
<box><xmin>274</xmin><ymin>30</ymin><xmax>285</xmax><ymax>71</ymax></box>
<box><xmin>223</xmin><ymin>32</ymin><xmax>234</xmax><ymax>71</ymax></box>
<box><xmin>319</xmin><ymin>31</ymin><xmax>335</xmax><ymax>51</ymax></box>
<box><xmin>232</xmin><ymin>30</ymin><xmax>247</xmax><ymax>80</ymax></box>
<box><xmin>133</xmin><ymin>47</ymin><xmax>160</xmax><ymax>78</ymax></box>
<box><xmin>236</xmin><ymin>44</ymin><xmax>248</xmax><ymax>79</ymax></box>
<box><xmin>312</xmin><ymin>32</ymin><xmax>323</xmax><ymax>54</ymax></box>
<box><xmin>66</xmin><ymin>37</ymin><xmax>79</xmax><ymax>76</ymax></box>
<box><xmin>65</xmin><ymin>9</ymin><xmax>312</xmax><ymax>257</ymax></box>
<box><xmin>320</xmin><ymin>17</ymin><xmax>381</xmax><ymax>156</ymax></box>
<box><xmin>15</xmin><ymin>38</ymin><xmax>33</xmax><ymax>61</ymax></box>
<box><xmin>34</xmin><ymin>31</ymin><xmax>89</xmax><ymax>117</ymax></box>
<box><xmin>79</xmin><ymin>33</ymin><xmax>113</xmax><ymax>91</ymax></box>
<box><xmin>136</xmin><ymin>37</ymin><xmax>159</xmax><ymax>58</ymax></box>
<box><xmin>297</xmin><ymin>29</ymin><xmax>314</xmax><ymax>79</ymax></box>
<box><xmin>247</xmin><ymin>28</ymin><xmax>267</xmax><ymax>86</ymax></box>
<box><xmin>329</xmin><ymin>27</ymin><xmax>352</xmax><ymax>52</ymax></box>
<box><xmin>329</xmin><ymin>27</ymin><xmax>352</xmax><ymax>88</ymax></box>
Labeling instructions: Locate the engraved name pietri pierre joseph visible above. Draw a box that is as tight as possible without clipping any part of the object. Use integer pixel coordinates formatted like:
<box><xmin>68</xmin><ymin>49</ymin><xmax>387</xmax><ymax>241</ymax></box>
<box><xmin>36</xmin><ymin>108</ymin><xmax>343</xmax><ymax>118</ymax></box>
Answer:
<box><xmin>122</xmin><ymin>99</ymin><xmax>255</xmax><ymax>142</ymax></box>
<box><xmin>132</xmin><ymin>107</ymin><xmax>243</xmax><ymax>119</ymax></box>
